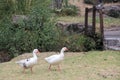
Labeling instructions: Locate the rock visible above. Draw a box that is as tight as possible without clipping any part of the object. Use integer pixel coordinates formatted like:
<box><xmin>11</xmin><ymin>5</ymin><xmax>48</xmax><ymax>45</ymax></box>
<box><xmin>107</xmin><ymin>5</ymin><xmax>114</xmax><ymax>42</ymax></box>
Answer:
<box><xmin>56</xmin><ymin>21</ymin><xmax>93</xmax><ymax>35</ymax></box>
<box><xmin>104</xmin><ymin>38</ymin><xmax>120</xmax><ymax>50</ymax></box>
<box><xmin>0</xmin><ymin>51</ymin><xmax>11</xmax><ymax>63</ymax></box>
<box><xmin>103</xmin><ymin>5</ymin><xmax>120</xmax><ymax>18</ymax></box>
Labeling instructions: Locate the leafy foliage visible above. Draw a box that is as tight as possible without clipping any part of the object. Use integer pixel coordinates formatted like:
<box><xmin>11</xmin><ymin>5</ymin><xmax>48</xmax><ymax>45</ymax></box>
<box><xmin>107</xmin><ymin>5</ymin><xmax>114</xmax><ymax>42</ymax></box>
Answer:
<box><xmin>57</xmin><ymin>29</ymin><xmax>96</xmax><ymax>52</ymax></box>
<box><xmin>67</xmin><ymin>34</ymin><xmax>96</xmax><ymax>51</ymax></box>
<box><xmin>0</xmin><ymin>0</ymin><xmax>14</xmax><ymax>18</ymax></box>
<box><xmin>52</xmin><ymin>0</ymin><xmax>79</xmax><ymax>16</ymax></box>
<box><xmin>53</xmin><ymin>5</ymin><xmax>79</xmax><ymax>16</ymax></box>
<box><xmin>61</xmin><ymin>5</ymin><xmax>79</xmax><ymax>16</ymax></box>
<box><xmin>0</xmin><ymin>0</ymin><xmax>101</xmax><ymax>59</ymax></box>
<box><xmin>0</xmin><ymin>0</ymin><xmax>59</xmax><ymax>57</ymax></box>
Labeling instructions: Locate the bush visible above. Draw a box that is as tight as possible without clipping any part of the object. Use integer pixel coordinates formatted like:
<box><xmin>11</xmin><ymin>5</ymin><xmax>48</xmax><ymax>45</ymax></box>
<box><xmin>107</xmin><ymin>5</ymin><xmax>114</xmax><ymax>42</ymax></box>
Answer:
<box><xmin>67</xmin><ymin>34</ymin><xmax>95</xmax><ymax>51</ymax></box>
<box><xmin>0</xmin><ymin>0</ymin><xmax>60</xmax><ymax>57</ymax></box>
<box><xmin>0</xmin><ymin>0</ymin><xmax>102</xmax><ymax>59</ymax></box>
<box><xmin>93</xmin><ymin>34</ymin><xmax>103</xmax><ymax>50</ymax></box>
<box><xmin>57</xmin><ymin>29</ymin><xmax>96</xmax><ymax>52</ymax></box>
<box><xmin>61</xmin><ymin>5</ymin><xmax>79</xmax><ymax>16</ymax></box>
<box><xmin>52</xmin><ymin>4</ymin><xmax>79</xmax><ymax>16</ymax></box>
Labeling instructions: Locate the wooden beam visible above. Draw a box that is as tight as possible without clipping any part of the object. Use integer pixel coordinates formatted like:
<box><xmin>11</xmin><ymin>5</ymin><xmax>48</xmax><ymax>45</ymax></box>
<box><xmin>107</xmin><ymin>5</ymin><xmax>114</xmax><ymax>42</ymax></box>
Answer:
<box><xmin>92</xmin><ymin>6</ymin><xmax>96</xmax><ymax>35</ymax></box>
<box><xmin>99</xmin><ymin>9</ymin><xmax>104</xmax><ymax>49</ymax></box>
<box><xmin>84</xmin><ymin>8</ymin><xmax>89</xmax><ymax>35</ymax></box>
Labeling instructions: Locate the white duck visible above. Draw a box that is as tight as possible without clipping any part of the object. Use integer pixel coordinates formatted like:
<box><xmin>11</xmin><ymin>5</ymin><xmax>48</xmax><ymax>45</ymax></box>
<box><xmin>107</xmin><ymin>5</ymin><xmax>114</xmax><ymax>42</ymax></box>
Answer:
<box><xmin>45</xmin><ymin>47</ymin><xmax>68</xmax><ymax>71</ymax></box>
<box><xmin>16</xmin><ymin>49</ymin><xmax>40</xmax><ymax>73</ymax></box>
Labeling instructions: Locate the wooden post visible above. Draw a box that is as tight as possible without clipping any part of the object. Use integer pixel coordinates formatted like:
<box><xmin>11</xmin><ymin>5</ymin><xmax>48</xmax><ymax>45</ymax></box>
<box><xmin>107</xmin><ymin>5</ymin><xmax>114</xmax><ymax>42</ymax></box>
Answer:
<box><xmin>99</xmin><ymin>9</ymin><xmax>104</xmax><ymax>49</ymax></box>
<box><xmin>92</xmin><ymin>6</ymin><xmax>96</xmax><ymax>35</ymax></box>
<box><xmin>84</xmin><ymin>8</ymin><xmax>89</xmax><ymax>35</ymax></box>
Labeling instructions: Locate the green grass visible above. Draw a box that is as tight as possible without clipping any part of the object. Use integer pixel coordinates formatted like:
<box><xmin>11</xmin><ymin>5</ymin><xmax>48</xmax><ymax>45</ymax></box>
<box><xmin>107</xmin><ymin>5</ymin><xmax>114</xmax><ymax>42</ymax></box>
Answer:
<box><xmin>0</xmin><ymin>51</ymin><xmax>120</xmax><ymax>80</ymax></box>
<box><xmin>57</xmin><ymin>16</ymin><xmax>120</xmax><ymax>28</ymax></box>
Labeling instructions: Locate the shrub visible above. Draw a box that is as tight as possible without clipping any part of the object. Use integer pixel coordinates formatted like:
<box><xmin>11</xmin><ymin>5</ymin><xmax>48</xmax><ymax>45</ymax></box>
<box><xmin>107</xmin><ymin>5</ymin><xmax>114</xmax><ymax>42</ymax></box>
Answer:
<box><xmin>53</xmin><ymin>5</ymin><xmax>79</xmax><ymax>16</ymax></box>
<box><xmin>57</xmin><ymin>30</ymin><xmax>96</xmax><ymax>52</ymax></box>
<box><xmin>0</xmin><ymin>0</ymin><xmax>60</xmax><ymax>57</ymax></box>
<box><xmin>0</xmin><ymin>0</ymin><xmax>102</xmax><ymax>59</ymax></box>
<box><xmin>61</xmin><ymin>5</ymin><xmax>79</xmax><ymax>16</ymax></box>
<box><xmin>93</xmin><ymin>34</ymin><xmax>103</xmax><ymax>50</ymax></box>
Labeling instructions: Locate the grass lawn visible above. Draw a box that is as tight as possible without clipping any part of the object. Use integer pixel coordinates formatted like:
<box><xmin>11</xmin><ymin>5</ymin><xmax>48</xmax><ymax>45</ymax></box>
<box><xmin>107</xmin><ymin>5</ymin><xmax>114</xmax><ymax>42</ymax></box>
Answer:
<box><xmin>0</xmin><ymin>51</ymin><xmax>120</xmax><ymax>80</ymax></box>
<box><xmin>57</xmin><ymin>16</ymin><xmax>120</xmax><ymax>29</ymax></box>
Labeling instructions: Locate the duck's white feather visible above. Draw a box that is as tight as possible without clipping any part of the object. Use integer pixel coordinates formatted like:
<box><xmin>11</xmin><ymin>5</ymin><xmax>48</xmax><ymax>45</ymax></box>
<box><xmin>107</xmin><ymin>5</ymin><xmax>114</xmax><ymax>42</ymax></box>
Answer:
<box><xmin>45</xmin><ymin>47</ymin><xmax>67</xmax><ymax>65</ymax></box>
<box><xmin>16</xmin><ymin>57</ymin><xmax>37</xmax><ymax>68</ymax></box>
<box><xmin>45</xmin><ymin>54</ymin><xmax>64</xmax><ymax>65</ymax></box>
<box><xmin>16</xmin><ymin>49</ymin><xmax>39</xmax><ymax>69</ymax></box>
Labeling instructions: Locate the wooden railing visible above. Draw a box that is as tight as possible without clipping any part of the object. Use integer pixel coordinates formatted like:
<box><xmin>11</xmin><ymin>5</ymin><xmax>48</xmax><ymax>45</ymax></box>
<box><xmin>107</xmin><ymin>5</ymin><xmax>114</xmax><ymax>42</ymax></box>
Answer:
<box><xmin>84</xmin><ymin>4</ymin><xmax>104</xmax><ymax>49</ymax></box>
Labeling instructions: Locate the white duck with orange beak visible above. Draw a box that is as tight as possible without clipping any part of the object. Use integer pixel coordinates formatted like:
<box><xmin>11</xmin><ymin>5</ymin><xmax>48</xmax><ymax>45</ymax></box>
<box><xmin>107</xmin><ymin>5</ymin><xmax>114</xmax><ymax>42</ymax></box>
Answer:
<box><xmin>45</xmin><ymin>47</ymin><xmax>68</xmax><ymax>71</ymax></box>
<box><xmin>16</xmin><ymin>49</ymin><xmax>40</xmax><ymax>73</ymax></box>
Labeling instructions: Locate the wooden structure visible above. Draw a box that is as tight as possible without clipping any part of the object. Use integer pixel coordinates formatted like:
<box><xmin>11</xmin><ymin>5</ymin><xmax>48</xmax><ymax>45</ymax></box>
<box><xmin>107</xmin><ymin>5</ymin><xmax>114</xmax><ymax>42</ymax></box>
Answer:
<box><xmin>84</xmin><ymin>6</ymin><xmax>97</xmax><ymax>36</ymax></box>
<box><xmin>84</xmin><ymin>4</ymin><xmax>104</xmax><ymax>49</ymax></box>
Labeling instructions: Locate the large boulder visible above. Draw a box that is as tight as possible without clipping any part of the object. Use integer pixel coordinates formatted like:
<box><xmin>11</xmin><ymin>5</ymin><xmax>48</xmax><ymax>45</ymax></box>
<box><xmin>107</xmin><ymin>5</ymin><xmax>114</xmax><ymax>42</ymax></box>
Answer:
<box><xmin>103</xmin><ymin>5</ymin><xmax>120</xmax><ymax>18</ymax></box>
<box><xmin>56</xmin><ymin>21</ymin><xmax>93</xmax><ymax>35</ymax></box>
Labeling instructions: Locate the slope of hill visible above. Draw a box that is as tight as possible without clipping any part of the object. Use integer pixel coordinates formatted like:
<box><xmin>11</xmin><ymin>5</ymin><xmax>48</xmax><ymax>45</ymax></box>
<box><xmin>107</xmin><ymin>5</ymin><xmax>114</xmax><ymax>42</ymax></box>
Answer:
<box><xmin>0</xmin><ymin>51</ymin><xmax>120</xmax><ymax>80</ymax></box>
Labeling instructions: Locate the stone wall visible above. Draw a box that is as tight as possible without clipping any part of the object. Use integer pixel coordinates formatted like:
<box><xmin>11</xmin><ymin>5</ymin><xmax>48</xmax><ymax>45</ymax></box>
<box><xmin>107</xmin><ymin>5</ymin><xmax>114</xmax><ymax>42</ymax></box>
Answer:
<box><xmin>104</xmin><ymin>38</ymin><xmax>120</xmax><ymax>50</ymax></box>
<box><xmin>56</xmin><ymin>21</ymin><xmax>93</xmax><ymax>35</ymax></box>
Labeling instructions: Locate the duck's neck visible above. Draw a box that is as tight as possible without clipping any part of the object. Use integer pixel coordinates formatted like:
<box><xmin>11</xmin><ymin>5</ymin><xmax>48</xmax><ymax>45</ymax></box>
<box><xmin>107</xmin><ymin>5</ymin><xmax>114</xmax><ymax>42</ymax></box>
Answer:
<box><xmin>60</xmin><ymin>50</ymin><xmax>64</xmax><ymax>57</ymax></box>
<box><xmin>33</xmin><ymin>52</ymin><xmax>37</xmax><ymax>59</ymax></box>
